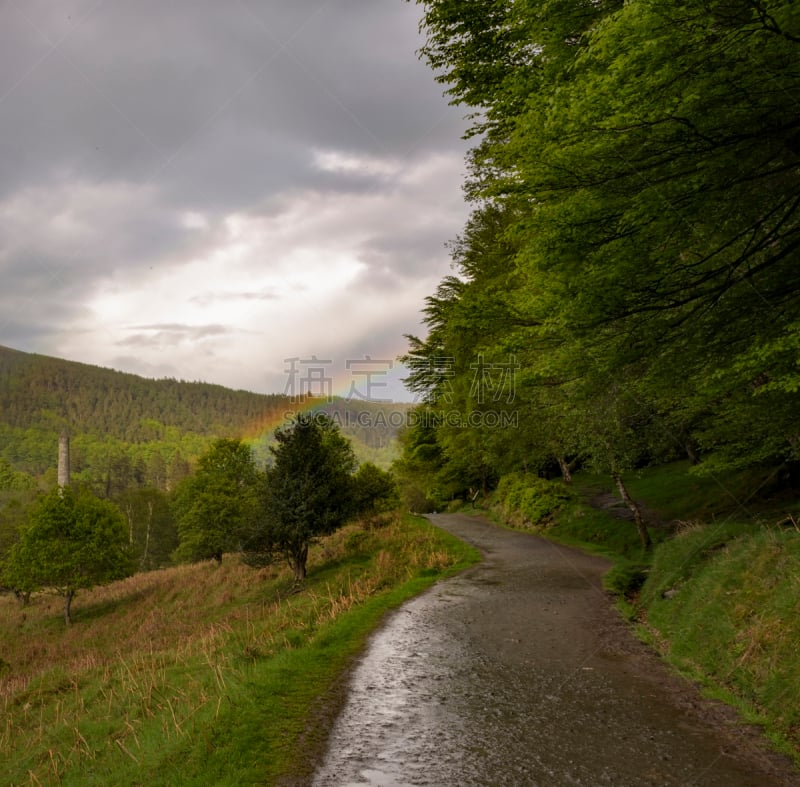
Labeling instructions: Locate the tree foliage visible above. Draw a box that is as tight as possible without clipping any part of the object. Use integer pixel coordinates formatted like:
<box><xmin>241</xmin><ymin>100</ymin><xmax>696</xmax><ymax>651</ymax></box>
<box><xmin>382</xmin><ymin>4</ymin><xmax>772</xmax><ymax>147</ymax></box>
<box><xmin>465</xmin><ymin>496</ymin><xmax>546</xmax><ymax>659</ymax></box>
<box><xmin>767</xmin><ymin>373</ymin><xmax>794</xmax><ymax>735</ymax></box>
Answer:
<box><xmin>351</xmin><ymin>462</ymin><xmax>400</xmax><ymax>525</ymax></box>
<box><xmin>401</xmin><ymin>0</ymin><xmax>800</xmax><ymax>513</ymax></box>
<box><xmin>172</xmin><ymin>439</ymin><xmax>262</xmax><ymax>564</ymax></box>
<box><xmin>117</xmin><ymin>487</ymin><xmax>178</xmax><ymax>571</ymax></box>
<box><xmin>244</xmin><ymin>415</ymin><xmax>357</xmax><ymax>582</ymax></box>
<box><xmin>3</xmin><ymin>488</ymin><xmax>133</xmax><ymax>624</ymax></box>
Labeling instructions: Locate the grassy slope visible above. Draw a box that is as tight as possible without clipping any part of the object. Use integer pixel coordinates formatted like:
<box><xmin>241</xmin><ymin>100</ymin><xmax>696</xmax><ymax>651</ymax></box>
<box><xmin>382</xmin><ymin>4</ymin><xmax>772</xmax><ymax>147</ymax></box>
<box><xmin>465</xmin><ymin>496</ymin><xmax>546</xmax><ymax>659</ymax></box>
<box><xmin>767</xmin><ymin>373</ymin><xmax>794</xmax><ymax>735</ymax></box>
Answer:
<box><xmin>0</xmin><ymin>515</ymin><xmax>479</xmax><ymax>785</ymax></box>
<box><xmin>639</xmin><ymin>524</ymin><xmax>800</xmax><ymax>752</ymax></box>
<box><xmin>622</xmin><ymin>464</ymin><xmax>800</xmax><ymax>761</ymax></box>
<box><xmin>490</xmin><ymin>462</ymin><xmax>800</xmax><ymax>764</ymax></box>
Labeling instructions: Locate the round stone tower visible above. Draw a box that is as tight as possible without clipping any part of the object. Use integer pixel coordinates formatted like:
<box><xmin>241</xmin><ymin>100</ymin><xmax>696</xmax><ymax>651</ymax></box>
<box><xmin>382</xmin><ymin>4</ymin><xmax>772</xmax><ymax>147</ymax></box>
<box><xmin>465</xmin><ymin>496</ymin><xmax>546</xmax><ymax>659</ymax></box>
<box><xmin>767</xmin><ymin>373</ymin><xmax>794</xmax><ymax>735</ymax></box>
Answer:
<box><xmin>58</xmin><ymin>430</ymin><xmax>70</xmax><ymax>488</ymax></box>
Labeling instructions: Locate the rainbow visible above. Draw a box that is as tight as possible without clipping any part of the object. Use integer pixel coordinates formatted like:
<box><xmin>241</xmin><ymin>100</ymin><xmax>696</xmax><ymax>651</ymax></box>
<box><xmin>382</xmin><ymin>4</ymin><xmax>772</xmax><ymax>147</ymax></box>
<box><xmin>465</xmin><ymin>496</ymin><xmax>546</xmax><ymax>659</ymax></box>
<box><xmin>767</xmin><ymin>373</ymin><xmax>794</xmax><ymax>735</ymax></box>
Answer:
<box><xmin>239</xmin><ymin>353</ymin><xmax>415</xmax><ymax>443</ymax></box>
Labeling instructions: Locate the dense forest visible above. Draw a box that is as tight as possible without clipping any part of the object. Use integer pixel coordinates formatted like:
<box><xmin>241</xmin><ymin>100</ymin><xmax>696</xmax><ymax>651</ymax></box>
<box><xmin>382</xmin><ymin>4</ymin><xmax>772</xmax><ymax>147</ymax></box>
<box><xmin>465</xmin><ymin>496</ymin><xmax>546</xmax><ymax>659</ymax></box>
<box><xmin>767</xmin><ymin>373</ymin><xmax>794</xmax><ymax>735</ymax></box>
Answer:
<box><xmin>397</xmin><ymin>0</ymin><xmax>800</xmax><ymax>507</ymax></box>
<box><xmin>0</xmin><ymin>344</ymin><xmax>282</xmax><ymax>481</ymax></box>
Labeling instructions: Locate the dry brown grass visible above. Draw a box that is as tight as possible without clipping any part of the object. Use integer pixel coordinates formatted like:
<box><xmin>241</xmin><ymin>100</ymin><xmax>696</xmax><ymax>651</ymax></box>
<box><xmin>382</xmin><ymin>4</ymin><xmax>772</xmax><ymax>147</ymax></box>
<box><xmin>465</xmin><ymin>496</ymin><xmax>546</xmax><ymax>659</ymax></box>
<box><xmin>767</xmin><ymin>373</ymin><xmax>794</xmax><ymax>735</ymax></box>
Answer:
<box><xmin>0</xmin><ymin>515</ymin><xmax>472</xmax><ymax>785</ymax></box>
<box><xmin>1</xmin><ymin>559</ymin><xmax>268</xmax><ymax>699</ymax></box>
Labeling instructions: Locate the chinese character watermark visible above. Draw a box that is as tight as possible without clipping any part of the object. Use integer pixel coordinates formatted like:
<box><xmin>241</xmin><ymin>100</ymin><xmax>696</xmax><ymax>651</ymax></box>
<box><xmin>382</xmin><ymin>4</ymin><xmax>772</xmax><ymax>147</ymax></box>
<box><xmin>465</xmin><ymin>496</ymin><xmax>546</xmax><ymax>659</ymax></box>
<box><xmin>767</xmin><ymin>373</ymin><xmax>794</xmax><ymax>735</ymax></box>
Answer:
<box><xmin>427</xmin><ymin>356</ymin><xmax>456</xmax><ymax>404</ymax></box>
<box><xmin>283</xmin><ymin>356</ymin><xmax>333</xmax><ymax>403</ymax></box>
<box><xmin>280</xmin><ymin>353</ymin><xmax>520</xmax><ymax>429</ymax></box>
<box><xmin>345</xmin><ymin>356</ymin><xmax>393</xmax><ymax>403</ymax></box>
<box><xmin>469</xmin><ymin>354</ymin><xmax>519</xmax><ymax>404</ymax></box>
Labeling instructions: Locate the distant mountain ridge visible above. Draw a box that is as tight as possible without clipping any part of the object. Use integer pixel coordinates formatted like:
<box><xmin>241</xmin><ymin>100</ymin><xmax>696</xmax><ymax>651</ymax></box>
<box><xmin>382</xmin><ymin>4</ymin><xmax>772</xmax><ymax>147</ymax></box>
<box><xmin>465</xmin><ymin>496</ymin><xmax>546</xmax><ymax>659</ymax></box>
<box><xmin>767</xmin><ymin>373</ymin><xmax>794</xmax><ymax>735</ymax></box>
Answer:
<box><xmin>0</xmin><ymin>345</ymin><xmax>408</xmax><ymax>479</ymax></box>
<box><xmin>0</xmin><ymin>344</ymin><xmax>288</xmax><ymax>439</ymax></box>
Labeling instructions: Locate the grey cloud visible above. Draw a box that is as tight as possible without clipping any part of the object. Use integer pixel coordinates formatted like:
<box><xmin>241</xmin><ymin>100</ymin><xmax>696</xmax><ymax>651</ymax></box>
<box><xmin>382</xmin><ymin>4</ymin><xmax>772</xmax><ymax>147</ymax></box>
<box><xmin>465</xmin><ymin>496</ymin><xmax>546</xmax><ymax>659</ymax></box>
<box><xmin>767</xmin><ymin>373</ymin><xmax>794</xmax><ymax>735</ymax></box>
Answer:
<box><xmin>0</xmin><ymin>183</ymin><xmax>223</xmax><ymax>331</ymax></box>
<box><xmin>117</xmin><ymin>323</ymin><xmax>233</xmax><ymax>348</ymax></box>
<box><xmin>0</xmin><ymin>252</ymin><xmax>99</xmax><ymax>328</ymax></box>
<box><xmin>0</xmin><ymin>0</ymin><xmax>464</xmax><ymax>201</ymax></box>
<box><xmin>0</xmin><ymin>319</ymin><xmax>62</xmax><ymax>344</ymax></box>
<box><xmin>0</xmin><ymin>1</ymin><xmax>470</xmax><ymax>394</ymax></box>
<box><xmin>191</xmin><ymin>290</ymin><xmax>280</xmax><ymax>307</ymax></box>
<box><xmin>107</xmin><ymin>354</ymin><xmax>179</xmax><ymax>381</ymax></box>
<box><xmin>356</xmin><ymin>229</ymin><xmax>456</xmax><ymax>285</ymax></box>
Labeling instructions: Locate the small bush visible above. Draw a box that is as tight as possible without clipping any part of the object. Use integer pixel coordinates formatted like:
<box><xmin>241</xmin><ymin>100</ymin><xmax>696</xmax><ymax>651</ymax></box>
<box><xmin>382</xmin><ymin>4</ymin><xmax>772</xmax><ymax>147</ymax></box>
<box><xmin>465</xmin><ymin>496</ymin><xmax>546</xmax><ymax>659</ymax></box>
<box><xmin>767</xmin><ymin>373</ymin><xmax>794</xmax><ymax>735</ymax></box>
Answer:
<box><xmin>494</xmin><ymin>473</ymin><xmax>575</xmax><ymax>527</ymax></box>
<box><xmin>603</xmin><ymin>561</ymin><xmax>649</xmax><ymax>597</ymax></box>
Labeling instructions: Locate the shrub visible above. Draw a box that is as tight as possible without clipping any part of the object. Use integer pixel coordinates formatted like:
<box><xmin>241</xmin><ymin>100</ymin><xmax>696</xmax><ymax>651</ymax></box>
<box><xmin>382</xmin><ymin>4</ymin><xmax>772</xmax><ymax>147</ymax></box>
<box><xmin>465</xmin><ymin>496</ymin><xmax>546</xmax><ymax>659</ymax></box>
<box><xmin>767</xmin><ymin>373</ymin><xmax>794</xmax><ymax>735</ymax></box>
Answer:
<box><xmin>603</xmin><ymin>561</ymin><xmax>649</xmax><ymax>597</ymax></box>
<box><xmin>495</xmin><ymin>473</ymin><xmax>575</xmax><ymax>527</ymax></box>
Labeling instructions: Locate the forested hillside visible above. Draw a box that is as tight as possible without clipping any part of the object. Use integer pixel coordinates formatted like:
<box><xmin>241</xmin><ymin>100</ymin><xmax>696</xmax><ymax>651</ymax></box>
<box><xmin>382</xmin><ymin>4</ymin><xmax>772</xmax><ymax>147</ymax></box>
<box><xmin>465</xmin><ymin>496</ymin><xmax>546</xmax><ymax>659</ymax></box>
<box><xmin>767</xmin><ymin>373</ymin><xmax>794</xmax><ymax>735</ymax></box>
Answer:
<box><xmin>0</xmin><ymin>345</ymin><xmax>405</xmax><ymax>484</ymax></box>
<box><xmin>0</xmin><ymin>345</ymin><xmax>289</xmax><ymax>439</ymax></box>
<box><xmin>0</xmin><ymin>345</ymin><xmax>407</xmax><ymax>572</ymax></box>
<box><xmin>399</xmin><ymin>0</ymin><xmax>800</xmax><ymax>504</ymax></box>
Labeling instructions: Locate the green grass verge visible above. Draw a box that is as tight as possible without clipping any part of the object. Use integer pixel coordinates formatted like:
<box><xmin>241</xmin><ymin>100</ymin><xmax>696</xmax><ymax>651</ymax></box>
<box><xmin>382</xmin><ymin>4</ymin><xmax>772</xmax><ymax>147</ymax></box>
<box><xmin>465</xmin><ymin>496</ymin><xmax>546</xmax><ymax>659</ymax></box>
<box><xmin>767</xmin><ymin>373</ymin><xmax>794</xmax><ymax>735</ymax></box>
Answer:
<box><xmin>546</xmin><ymin>501</ymin><xmax>662</xmax><ymax>560</ymax></box>
<box><xmin>0</xmin><ymin>514</ymin><xmax>479</xmax><ymax>785</ymax></box>
<box><xmin>599</xmin><ymin>460</ymin><xmax>798</xmax><ymax>524</ymax></box>
<box><xmin>638</xmin><ymin>523</ymin><xmax>800</xmax><ymax>763</ymax></box>
<box><xmin>482</xmin><ymin>467</ymin><xmax>677</xmax><ymax>561</ymax></box>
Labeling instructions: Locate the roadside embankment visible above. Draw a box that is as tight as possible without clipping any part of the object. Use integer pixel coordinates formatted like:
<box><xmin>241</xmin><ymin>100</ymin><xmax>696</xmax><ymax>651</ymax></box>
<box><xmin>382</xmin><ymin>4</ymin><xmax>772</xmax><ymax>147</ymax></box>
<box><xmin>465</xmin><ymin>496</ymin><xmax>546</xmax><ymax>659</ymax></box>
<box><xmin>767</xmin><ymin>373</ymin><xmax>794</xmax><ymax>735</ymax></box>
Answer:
<box><xmin>481</xmin><ymin>463</ymin><xmax>800</xmax><ymax>768</ymax></box>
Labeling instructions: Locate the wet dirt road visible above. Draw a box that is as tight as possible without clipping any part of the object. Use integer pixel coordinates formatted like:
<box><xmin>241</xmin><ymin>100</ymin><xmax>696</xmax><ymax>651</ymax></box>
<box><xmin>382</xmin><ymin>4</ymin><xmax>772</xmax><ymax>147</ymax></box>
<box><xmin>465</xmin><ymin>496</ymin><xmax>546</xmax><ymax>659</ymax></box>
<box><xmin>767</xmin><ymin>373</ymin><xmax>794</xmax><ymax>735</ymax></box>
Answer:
<box><xmin>312</xmin><ymin>514</ymin><xmax>797</xmax><ymax>786</ymax></box>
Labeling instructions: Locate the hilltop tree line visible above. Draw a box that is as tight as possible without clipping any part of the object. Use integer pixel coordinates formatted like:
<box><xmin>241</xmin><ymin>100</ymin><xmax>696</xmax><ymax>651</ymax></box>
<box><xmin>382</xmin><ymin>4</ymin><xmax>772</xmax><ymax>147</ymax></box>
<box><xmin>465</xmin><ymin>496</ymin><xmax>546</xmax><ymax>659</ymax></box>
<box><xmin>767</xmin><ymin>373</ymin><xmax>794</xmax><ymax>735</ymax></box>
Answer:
<box><xmin>397</xmin><ymin>0</ymin><xmax>800</xmax><ymax>514</ymax></box>
<box><xmin>0</xmin><ymin>345</ymin><xmax>289</xmax><ymax>441</ymax></box>
<box><xmin>1</xmin><ymin>415</ymin><xmax>397</xmax><ymax>623</ymax></box>
<box><xmin>0</xmin><ymin>346</ymin><xmax>404</xmax><ymax>485</ymax></box>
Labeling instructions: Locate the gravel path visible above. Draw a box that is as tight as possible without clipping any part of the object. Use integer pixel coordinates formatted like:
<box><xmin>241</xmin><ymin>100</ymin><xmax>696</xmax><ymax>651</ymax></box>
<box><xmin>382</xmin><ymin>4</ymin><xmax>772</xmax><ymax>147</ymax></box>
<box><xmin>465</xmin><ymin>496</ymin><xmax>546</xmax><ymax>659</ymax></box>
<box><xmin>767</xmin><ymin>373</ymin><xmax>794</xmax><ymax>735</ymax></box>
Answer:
<box><xmin>311</xmin><ymin>514</ymin><xmax>797</xmax><ymax>786</ymax></box>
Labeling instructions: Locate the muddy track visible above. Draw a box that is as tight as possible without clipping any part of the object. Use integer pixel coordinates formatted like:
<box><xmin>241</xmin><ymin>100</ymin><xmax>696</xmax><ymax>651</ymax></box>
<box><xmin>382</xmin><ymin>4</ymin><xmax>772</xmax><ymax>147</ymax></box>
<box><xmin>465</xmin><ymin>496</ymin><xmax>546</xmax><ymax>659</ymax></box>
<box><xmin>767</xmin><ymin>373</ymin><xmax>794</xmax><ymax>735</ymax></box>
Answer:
<box><xmin>307</xmin><ymin>514</ymin><xmax>797</xmax><ymax>786</ymax></box>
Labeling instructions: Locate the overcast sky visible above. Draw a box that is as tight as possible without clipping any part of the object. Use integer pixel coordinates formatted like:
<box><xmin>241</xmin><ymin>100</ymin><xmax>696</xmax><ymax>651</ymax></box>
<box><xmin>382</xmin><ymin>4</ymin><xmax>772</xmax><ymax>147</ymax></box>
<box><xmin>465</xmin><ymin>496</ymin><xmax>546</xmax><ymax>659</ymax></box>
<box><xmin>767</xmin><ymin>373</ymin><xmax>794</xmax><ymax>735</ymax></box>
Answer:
<box><xmin>0</xmin><ymin>0</ymin><xmax>470</xmax><ymax>401</ymax></box>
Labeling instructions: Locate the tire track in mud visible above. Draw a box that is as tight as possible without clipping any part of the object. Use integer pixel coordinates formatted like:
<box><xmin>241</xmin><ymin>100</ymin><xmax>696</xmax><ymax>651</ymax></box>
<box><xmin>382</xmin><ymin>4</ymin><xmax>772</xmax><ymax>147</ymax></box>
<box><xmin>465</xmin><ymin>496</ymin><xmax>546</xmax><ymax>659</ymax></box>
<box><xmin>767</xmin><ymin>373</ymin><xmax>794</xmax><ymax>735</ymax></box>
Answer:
<box><xmin>311</xmin><ymin>514</ymin><xmax>797</xmax><ymax>786</ymax></box>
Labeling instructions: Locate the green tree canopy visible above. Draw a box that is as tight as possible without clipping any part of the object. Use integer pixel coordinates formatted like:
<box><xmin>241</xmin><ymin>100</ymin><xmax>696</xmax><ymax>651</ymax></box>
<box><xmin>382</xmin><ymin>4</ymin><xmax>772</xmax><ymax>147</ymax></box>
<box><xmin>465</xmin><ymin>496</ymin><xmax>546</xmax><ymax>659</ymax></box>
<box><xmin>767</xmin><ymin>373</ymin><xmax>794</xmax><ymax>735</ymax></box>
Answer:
<box><xmin>244</xmin><ymin>414</ymin><xmax>356</xmax><ymax>582</ymax></box>
<box><xmin>117</xmin><ymin>487</ymin><xmax>178</xmax><ymax>571</ymax></box>
<box><xmin>399</xmin><ymin>0</ymin><xmax>800</xmax><ymax>503</ymax></box>
<box><xmin>0</xmin><ymin>457</ymin><xmax>36</xmax><ymax>492</ymax></box>
<box><xmin>3</xmin><ymin>487</ymin><xmax>133</xmax><ymax>624</ymax></box>
<box><xmin>351</xmin><ymin>462</ymin><xmax>399</xmax><ymax>523</ymax></box>
<box><xmin>172</xmin><ymin>439</ymin><xmax>261</xmax><ymax>564</ymax></box>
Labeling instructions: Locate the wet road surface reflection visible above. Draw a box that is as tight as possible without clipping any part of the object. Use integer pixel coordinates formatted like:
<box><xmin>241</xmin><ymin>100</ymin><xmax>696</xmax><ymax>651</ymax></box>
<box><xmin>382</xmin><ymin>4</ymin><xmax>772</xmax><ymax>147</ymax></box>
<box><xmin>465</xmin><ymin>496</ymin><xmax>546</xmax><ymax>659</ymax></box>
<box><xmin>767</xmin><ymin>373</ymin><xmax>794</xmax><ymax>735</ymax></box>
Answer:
<box><xmin>312</xmin><ymin>514</ymin><xmax>795</xmax><ymax>786</ymax></box>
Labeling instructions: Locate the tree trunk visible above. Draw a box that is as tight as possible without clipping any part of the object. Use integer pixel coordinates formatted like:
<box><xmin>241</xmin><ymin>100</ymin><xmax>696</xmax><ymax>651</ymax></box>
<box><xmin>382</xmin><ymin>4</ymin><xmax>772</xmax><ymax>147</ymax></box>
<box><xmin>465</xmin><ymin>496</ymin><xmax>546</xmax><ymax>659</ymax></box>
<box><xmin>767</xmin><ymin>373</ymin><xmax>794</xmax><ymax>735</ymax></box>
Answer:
<box><xmin>289</xmin><ymin>545</ymin><xmax>308</xmax><ymax>583</ymax></box>
<box><xmin>612</xmin><ymin>471</ymin><xmax>652</xmax><ymax>551</ymax></box>
<box><xmin>140</xmin><ymin>500</ymin><xmax>153</xmax><ymax>570</ymax></box>
<box><xmin>557</xmin><ymin>457</ymin><xmax>573</xmax><ymax>484</ymax></box>
<box><xmin>13</xmin><ymin>589</ymin><xmax>30</xmax><ymax>606</ymax></box>
<box><xmin>64</xmin><ymin>589</ymin><xmax>75</xmax><ymax>626</ymax></box>
<box><xmin>126</xmin><ymin>503</ymin><xmax>134</xmax><ymax>545</ymax></box>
